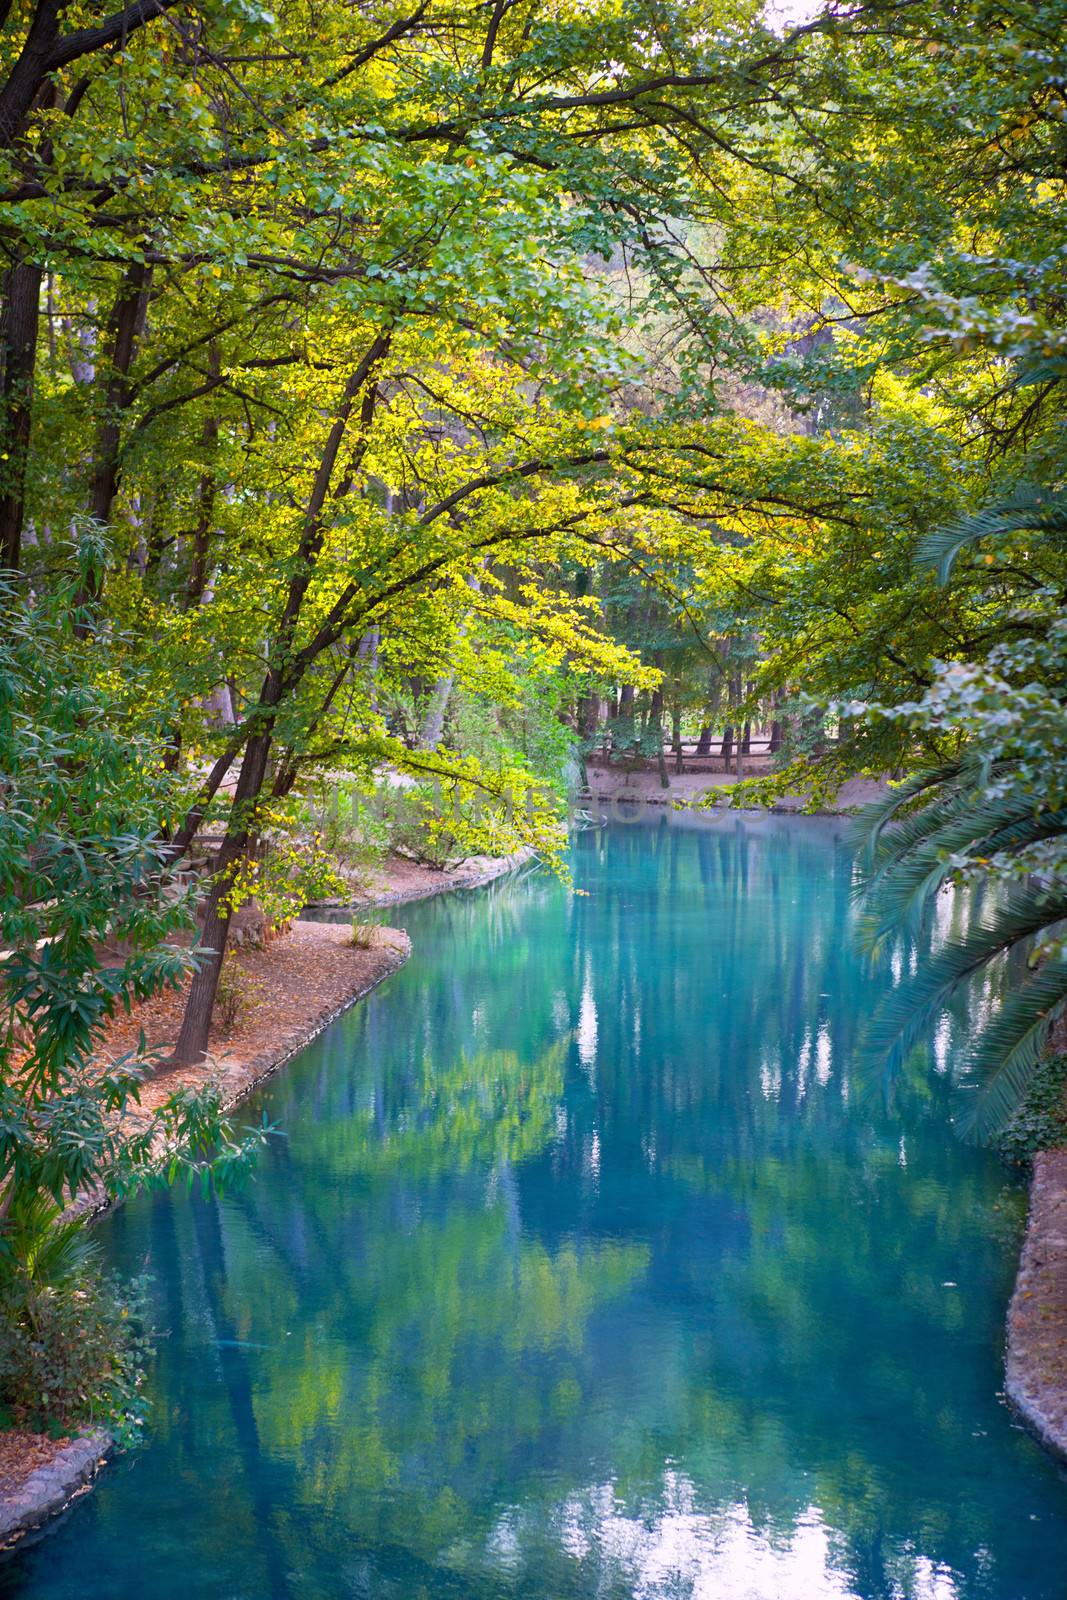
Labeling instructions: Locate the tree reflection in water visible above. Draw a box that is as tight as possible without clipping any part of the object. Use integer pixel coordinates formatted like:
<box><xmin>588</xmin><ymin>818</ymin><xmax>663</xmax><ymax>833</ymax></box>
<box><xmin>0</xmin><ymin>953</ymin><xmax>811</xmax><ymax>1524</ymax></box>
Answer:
<box><xmin>6</xmin><ymin>815</ymin><xmax>1067</xmax><ymax>1600</ymax></box>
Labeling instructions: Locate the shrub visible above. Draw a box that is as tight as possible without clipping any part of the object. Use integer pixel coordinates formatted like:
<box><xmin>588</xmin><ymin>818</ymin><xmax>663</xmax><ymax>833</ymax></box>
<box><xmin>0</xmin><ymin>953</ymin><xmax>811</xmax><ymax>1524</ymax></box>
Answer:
<box><xmin>993</xmin><ymin>1055</ymin><xmax>1067</xmax><ymax>1171</ymax></box>
<box><xmin>298</xmin><ymin>784</ymin><xmax>390</xmax><ymax>890</ymax></box>
<box><xmin>0</xmin><ymin>1269</ymin><xmax>152</xmax><ymax>1446</ymax></box>
<box><xmin>214</xmin><ymin>962</ymin><xmax>262</xmax><ymax>1035</ymax></box>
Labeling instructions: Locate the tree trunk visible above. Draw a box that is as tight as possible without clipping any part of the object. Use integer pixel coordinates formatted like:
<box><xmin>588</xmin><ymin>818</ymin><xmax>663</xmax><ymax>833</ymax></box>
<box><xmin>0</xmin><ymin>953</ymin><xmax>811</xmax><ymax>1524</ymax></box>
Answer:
<box><xmin>0</xmin><ymin>259</ymin><xmax>41</xmax><ymax>571</ymax></box>
<box><xmin>732</xmin><ymin>672</ymin><xmax>745</xmax><ymax>777</ymax></box>
<box><xmin>171</xmin><ymin>729</ymin><xmax>274</xmax><ymax>1066</ymax></box>
<box><xmin>72</xmin><ymin>262</ymin><xmax>151</xmax><ymax>623</ymax></box>
<box><xmin>358</xmin><ymin>625</ymin><xmax>380</xmax><ymax>713</ymax></box>
<box><xmin>202</xmin><ymin>679</ymin><xmax>236</xmax><ymax>726</ymax></box>
<box><xmin>720</xmin><ymin>725</ymin><xmax>733</xmax><ymax>763</ymax></box>
<box><xmin>170</xmin><ymin>329</ymin><xmax>391</xmax><ymax>1061</ymax></box>
<box><xmin>88</xmin><ymin>261</ymin><xmax>151</xmax><ymax>528</ymax></box>
<box><xmin>417</xmin><ymin>567</ymin><xmax>479</xmax><ymax>750</ymax></box>
<box><xmin>650</xmin><ymin>653</ymin><xmax>669</xmax><ymax>788</ymax></box>
<box><xmin>183</xmin><ymin>347</ymin><xmax>220</xmax><ymax>610</ymax></box>
<box><xmin>617</xmin><ymin>682</ymin><xmax>635</xmax><ymax>749</ymax></box>
<box><xmin>417</xmin><ymin>672</ymin><xmax>456</xmax><ymax>750</ymax></box>
<box><xmin>577</xmin><ymin>690</ymin><xmax>600</xmax><ymax>740</ymax></box>
<box><xmin>695</xmin><ymin>723</ymin><xmax>712</xmax><ymax>757</ymax></box>
<box><xmin>0</xmin><ymin>0</ymin><xmax>61</xmax><ymax>152</ymax></box>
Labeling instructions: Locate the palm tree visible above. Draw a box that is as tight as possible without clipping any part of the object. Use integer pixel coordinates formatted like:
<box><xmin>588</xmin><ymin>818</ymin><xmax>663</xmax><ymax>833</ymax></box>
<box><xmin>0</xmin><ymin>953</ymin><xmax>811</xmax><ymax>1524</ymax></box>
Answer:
<box><xmin>855</xmin><ymin>488</ymin><xmax>1067</xmax><ymax>1142</ymax></box>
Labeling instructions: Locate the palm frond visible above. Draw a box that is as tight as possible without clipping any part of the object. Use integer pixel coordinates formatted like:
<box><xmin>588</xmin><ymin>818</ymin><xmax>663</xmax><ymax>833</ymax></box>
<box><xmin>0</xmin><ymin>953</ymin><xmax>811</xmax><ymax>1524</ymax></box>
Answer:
<box><xmin>956</xmin><ymin>959</ymin><xmax>1067</xmax><ymax>1142</ymax></box>
<box><xmin>8</xmin><ymin>1191</ymin><xmax>99</xmax><ymax>1287</ymax></box>
<box><xmin>862</xmin><ymin>891</ymin><xmax>1067</xmax><ymax>1085</ymax></box>
<box><xmin>864</xmin><ymin>803</ymin><xmax>1061</xmax><ymax>946</ymax></box>
<box><xmin>1014</xmin><ymin>358</ymin><xmax>1067</xmax><ymax>389</ymax></box>
<box><xmin>848</xmin><ymin>763</ymin><xmax>963</xmax><ymax>866</ymax></box>
<box><xmin>917</xmin><ymin>486</ymin><xmax>1067</xmax><ymax>583</ymax></box>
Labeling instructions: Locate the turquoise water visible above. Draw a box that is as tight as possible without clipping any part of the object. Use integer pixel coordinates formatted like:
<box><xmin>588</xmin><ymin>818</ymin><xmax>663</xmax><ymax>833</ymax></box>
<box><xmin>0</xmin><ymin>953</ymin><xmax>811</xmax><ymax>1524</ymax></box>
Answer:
<box><xmin>5</xmin><ymin>814</ymin><xmax>1067</xmax><ymax>1599</ymax></box>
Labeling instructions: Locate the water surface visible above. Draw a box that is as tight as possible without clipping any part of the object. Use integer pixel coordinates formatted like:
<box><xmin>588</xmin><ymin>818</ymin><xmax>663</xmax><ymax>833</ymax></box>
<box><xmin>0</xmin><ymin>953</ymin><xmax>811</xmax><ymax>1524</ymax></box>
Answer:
<box><xmin>6</xmin><ymin>814</ymin><xmax>1067</xmax><ymax>1599</ymax></box>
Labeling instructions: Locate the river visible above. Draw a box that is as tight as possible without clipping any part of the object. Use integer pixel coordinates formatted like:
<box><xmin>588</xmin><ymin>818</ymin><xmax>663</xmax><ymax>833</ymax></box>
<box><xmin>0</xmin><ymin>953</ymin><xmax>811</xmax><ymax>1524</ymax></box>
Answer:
<box><xmin>5</xmin><ymin>814</ymin><xmax>1067</xmax><ymax>1599</ymax></box>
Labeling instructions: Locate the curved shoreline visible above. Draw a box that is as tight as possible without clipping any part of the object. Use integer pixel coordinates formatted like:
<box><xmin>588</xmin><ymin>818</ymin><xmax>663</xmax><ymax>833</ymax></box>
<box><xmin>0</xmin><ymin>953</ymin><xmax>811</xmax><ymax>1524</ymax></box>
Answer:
<box><xmin>1006</xmin><ymin>1148</ymin><xmax>1067</xmax><ymax>1464</ymax></box>
<box><xmin>0</xmin><ymin>851</ymin><xmax>531</xmax><ymax>1549</ymax></box>
<box><xmin>0</xmin><ymin>928</ymin><xmax>411</xmax><ymax>1549</ymax></box>
<box><xmin>0</xmin><ymin>1432</ymin><xmax>111</xmax><ymax>1550</ymax></box>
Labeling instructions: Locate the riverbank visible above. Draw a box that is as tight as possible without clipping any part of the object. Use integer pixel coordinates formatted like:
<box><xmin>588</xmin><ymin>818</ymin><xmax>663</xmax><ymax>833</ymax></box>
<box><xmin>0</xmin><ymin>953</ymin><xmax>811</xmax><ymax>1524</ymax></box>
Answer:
<box><xmin>311</xmin><ymin>846</ymin><xmax>534</xmax><ymax>909</ymax></box>
<box><xmin>87</xmin><ymin>919</ymin><xmax>412</xmax><ymax>1143</ymax></box>
<box><xmin>0</xmin><ymin>848</ymin><xmax>531</xmax><ymax>1544</ymax></box>
<box><xmin>0</xmin><ymin>1433</ymin><xmax>111</xmax><ymax>1549</ymax></box>
<box><xmin>1006</xmin><ymin>1148</ymin><xmax>1067</xmax><ymax>1464</ymax></box>
<box><xmin>1</xmin><ymin>919</ymin><xmax>411</xmax><ymax>1546</ymax></box>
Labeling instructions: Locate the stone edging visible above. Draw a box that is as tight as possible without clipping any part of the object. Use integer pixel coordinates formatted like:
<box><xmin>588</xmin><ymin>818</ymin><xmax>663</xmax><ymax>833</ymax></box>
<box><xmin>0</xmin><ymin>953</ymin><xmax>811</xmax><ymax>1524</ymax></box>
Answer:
<box><xmin>0</xmin><ymin>1431</ymin><xmax>111</xmax><ymax>1548</ymax></box>
<box><xmin>1005</xmin><ymin>1148</ymin><xmax>1067</xmax><ymax>1464</ymax></box>
<box><xmin>213</xmin><ymin>932</ymin><xmax>411</xmax><ymax>1118</ymax></box>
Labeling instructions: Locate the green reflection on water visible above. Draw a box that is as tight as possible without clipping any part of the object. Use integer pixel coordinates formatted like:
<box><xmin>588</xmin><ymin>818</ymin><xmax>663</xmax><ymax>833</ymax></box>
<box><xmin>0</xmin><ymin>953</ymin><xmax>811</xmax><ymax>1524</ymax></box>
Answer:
<box><xmin>5</xmin><ymin>814</ymin><xmax>1067</xmax><ymax>1600</ymax></box>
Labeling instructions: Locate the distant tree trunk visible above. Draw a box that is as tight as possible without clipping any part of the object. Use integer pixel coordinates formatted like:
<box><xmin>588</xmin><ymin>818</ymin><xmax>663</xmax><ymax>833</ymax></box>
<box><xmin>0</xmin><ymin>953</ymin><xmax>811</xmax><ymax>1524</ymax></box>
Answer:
<box><xmin>88</xmin><ymin>262</ymin><xmax>151</xmax><ymax>529</ymax></box>
<box><xmin>650</xmin><ymin>654</ymin><xmax>669</xmax><ymax>789</ymax></box>
<box><xmin>618</xmin><ymin>682</ymin><xmax>635</xmax><ymax>748</ymax></box>
<box><xmin>577</xmin><ymin>690</ymin><xmax>600</xmax><ymax>740</ymax></box>
<box><xmin>0</xmin><ymin>259</ymin><xmax>41</xmax><ymax>572</ymax></box>
<box><xmin>68</xmin><ymin>300</ymin><xmax>97</xmax><ymax>386</ymax></box>
<box><xmin>75</xmin><ymin>262</ymin><xmax>152</xmax><ymax>626</ymax></box>
<box><xmin>695</xmin><ymin>723</ymin><xmax>712</xmax><ymax>757</ymax></box>
<box><xmin>183</xmin><ymin>349</ymin><xmax>221</xmax><ymax>611</ymax></box>
<box><xmin>730</xmin><ymin>674</ymin><xmax>745</xmax><ymax>777</ymax></box>
<box><xmin>735</xmin><ymin>719</ymin><xmax>750</xmax><ymax>779</ymax></box>
<box><xmin>418</xmin><ymin>569</ymin><xmax>479</xmax><ymax>749</ymax></box>
<box><xmin>417</xmin><ymin>671</ymin><xmax>456</xmax><ymax>750</ymax></box>
<box><xmin>202</xmin><ymin>680</ymin><xmax>236</xmax><ymax>726</ymax></box>
<box><xmin>671</xmin><ymin>701</ymin><xmax>683</xmax><ymax>773</ymax></box>
<box><xmin>720</xmin><ymin>724</ymin><xmax>734</xmax><ymax>764</ymax></box>
<box><xmin>358</xmin><ymin>624</ymin><xmax>380</xmax><ymax>712</ymax></box>
<box><xmin>638</xmin><ymin>690</ymin><xmax>652</xmax><ymax>745</ymax></box>
<box><xmin>769</xmin><ymin>687</ymin><xmax>786</xmax><ymax>756</ymax></box>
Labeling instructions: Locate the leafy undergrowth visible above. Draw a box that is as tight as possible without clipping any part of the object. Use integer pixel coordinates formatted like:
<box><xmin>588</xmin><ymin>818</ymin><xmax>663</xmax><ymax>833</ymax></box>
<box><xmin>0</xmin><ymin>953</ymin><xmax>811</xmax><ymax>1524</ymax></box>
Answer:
<box><xmin>993</xmin><ymin>1055</ymin><xmax>1067</xmax><ymax>1172</ymax></box>
<box><xmin>0</xmin><ymin>1272</ymin><xmax>153</xmax><ymax>1449</ymax></box>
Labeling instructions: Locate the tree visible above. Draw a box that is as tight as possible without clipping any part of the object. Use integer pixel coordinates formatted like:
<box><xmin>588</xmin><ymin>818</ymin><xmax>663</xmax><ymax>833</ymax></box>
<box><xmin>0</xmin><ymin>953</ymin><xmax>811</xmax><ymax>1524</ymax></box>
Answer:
<box><xmin>0</xmin><ymin>561</ymin><xmax>262</xmax><ymax>1430</ymax></box>
<box><xmin>854</xmin><ymin>505</ymin><xmax>1067</xmax><ymax>1141</ymax></box>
